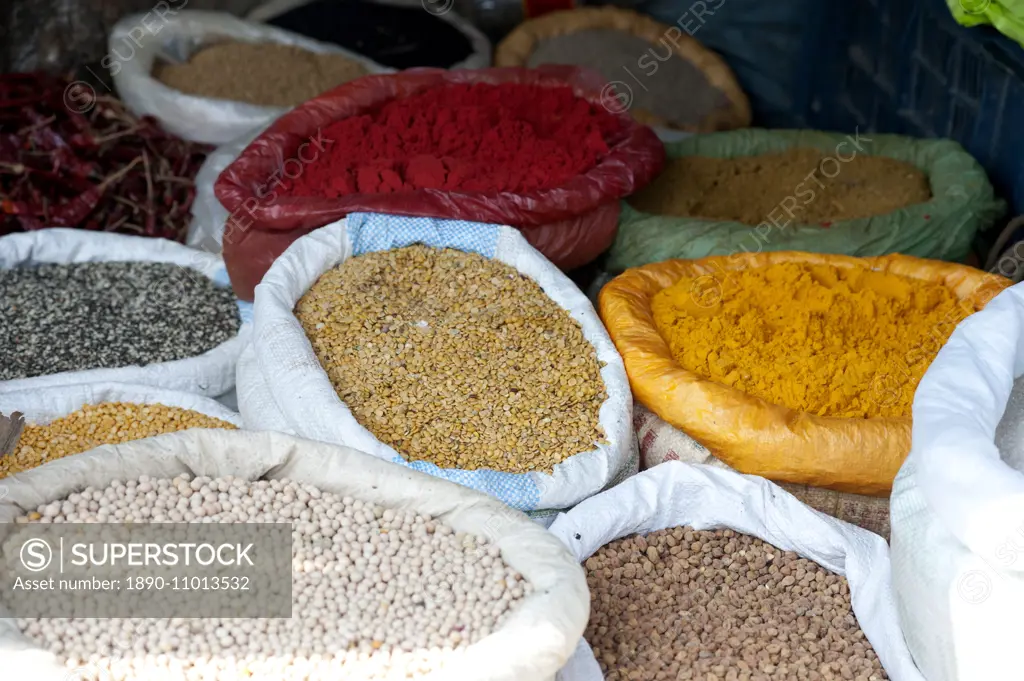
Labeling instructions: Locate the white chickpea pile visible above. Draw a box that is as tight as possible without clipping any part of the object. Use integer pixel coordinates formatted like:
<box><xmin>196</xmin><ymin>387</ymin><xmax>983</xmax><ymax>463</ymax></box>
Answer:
<box><xmin>16</xmin><ymin>475</ymin><xmax>532</xmax><ymax>680</ymax></box>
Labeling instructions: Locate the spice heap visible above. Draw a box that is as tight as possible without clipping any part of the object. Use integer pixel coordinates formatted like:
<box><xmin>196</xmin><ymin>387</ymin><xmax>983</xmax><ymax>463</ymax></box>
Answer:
<box><xmin>651</xmin><ymin>262</ymin><xmax>967</xmax><ymax>418</ymax></box>
<box><xmin>295</xmin><ymin>245</ymin><xmax>607</xmax><ymax>473</ymax></box>
<box><xmin>0</xmin><ymin>262</ymin><xmax>240</xmax><ymax>381</ymax></box>
<box><xmin>1</xmin><ymin>403</ymin><xmax>235</xmax><ymax>479</ymax></box>
<box><xmin>527</xmin><ymin>30</ymin><xmax>730</xmax><ymax>129</ymax></box>
<box><xmin>266</xmin><ymin>0</ymin><xmax>474</xmax><ymax>69</ymax></box>
<box><xmin>285</xmin><ymin>83</ymin><xmax>623</xmax><ymax>197</ymax></box>
<box><xmin>629</xmin><ymin>149</ymin><xmax>931</xmax><ymax>224</ymax></box>
<box><xmin>154</xmin><ymin>41</ymin><xmax>369</xmax><ymax>108</ymax></box>
<box><xmin>18</xmin><ymin>475</ymin><xmax>531</xmax><ymax>680</ymax></box>
<box><xmin>585</xmin><ymin>527</ymin><xmax>888</xmax><ymax>681</ymax></box>
<box><xmin>0</xmin><ymin>73</ymin><xmax>209</xmax><ymax>240</ymax></box>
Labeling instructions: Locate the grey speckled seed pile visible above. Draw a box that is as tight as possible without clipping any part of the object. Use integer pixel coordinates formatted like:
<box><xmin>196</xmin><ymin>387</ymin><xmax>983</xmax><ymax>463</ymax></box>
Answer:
<box><xmin>996</xmin><ymin>375</ymin><xmax>1024</xmax><ymax>471</ymax></box>
<box><xmin>527</xmin><ymin>29</ymin><xmax>731</xmax><ymax>128</ymax></box>
<box><xmin>0</xmin><ymin>262</ymin><xmax>240</xmax><ymax>381</ymax></box>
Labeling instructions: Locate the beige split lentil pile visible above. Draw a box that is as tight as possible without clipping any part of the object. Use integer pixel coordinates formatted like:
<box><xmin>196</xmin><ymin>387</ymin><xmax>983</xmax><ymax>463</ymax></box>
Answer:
<box><xmin>1</xmin><ymin>403</ymin><xmax>236</xmax><ymax>479</ymax></box>
<box><xmin>585</xmin><ymin>527</ymin><xmax>888</xmax><ymax>681</ymax></box>
<box><xmin>295</xmin><ymin>245</ymin><xmax>607</xmax><ymax>473</ymax></box>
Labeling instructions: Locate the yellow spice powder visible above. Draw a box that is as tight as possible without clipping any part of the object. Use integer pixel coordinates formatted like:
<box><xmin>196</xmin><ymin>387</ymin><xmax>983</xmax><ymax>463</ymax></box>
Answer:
<box><xmin>651</xmin><ymin>262</ymin><xmax>970</xmax><ymax>418</ymax></box>
<box><xmin>2</xmin><ymin>402</ymin><xmax>236</xmax><ymax>479</ymax></box>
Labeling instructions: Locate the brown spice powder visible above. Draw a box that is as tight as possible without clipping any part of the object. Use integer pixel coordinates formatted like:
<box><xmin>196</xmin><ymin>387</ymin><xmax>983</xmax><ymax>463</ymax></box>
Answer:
<box><xmin>628</xmin><ymin>148</ymin><xmax>931</xmax><ymax>225</ymax></box>
<box><xmin>154</xmin><ymin>41</ymin><xmax>368</xmax><ymax>107</ymax></box>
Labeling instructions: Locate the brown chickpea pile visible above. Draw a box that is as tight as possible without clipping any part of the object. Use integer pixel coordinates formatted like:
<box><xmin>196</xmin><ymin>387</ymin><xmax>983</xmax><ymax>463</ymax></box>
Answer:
<box><xmin>2</xmin><ymin>403</ymin><xmax>236</xmax><ymax>479</ymax></box>
<box><xmin>585</xmin><ymin>527</ymin><xmax>888</xmax><ymax>681</ymax></box>
<box><xmin>295</xmin><ymin>245</ymin><xmax>607</xmax><ymax>473</ymax></box>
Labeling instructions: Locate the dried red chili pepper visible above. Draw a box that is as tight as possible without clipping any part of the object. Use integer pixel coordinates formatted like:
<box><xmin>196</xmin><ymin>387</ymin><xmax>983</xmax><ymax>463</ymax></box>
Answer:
<box><xmin>0</xmin><ymin>72</ymin><xmax>211</xmax><ymax>240</ymax></box>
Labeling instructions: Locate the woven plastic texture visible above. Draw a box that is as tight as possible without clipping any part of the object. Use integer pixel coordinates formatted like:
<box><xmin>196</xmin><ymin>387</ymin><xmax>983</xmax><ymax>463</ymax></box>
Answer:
<box><xmin>807</xmin><ymin>0</ymin><xmax>1024</xmax><ymax>216</ymax></box>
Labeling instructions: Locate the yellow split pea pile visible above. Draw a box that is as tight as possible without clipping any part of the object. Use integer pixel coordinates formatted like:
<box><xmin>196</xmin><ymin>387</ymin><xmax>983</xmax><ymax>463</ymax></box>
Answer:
<box><xmin>586</xmin><ymin>527</ymin><xmax>888</xmax><ymax>681</ymax></box>
<box><xmin>296</xmin><ymin>245</ymin><xmax>607</xmax><ymax>473</ymax></box>
<box><xmin>2</xmin><ymin>403</ymin><xmax>236</xmax><ymax>479</ymax></box>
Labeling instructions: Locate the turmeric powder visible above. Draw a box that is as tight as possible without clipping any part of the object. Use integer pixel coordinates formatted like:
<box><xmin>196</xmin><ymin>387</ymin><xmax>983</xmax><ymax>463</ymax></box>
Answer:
<box><xmin>651</xmin><ymin>261</ymin><xmax>971</xmax><ymax>418</ymax></box>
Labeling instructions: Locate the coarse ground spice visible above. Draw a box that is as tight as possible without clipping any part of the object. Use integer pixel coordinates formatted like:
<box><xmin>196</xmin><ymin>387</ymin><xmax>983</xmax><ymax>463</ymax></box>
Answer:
<box><xmin>285</xmin><ymin>82</ymin><xmax>623</xmax><ymax>197</ymax></box>
<box><xmin>295</xmin><ymin>245</ymin><xmax>607</xmax><ymax>473</ymax></box>
<box><xmin>585</xmin><ymin>527</ymin><xmax>888</xmax><ymax>681</ymax></box>
<box><xmin>18</xmin><ymin>475</ymin><xmax>532</xmax><ymax>680</ymax></box>
<box><xmin>650</xmin><ymin>262</ymin><xmax>967</xmax><ymax>418</ymax></box>
<box><xmin>266</xmin><ymin>0</ymin><xmax>474</xmax><ymax>69</ymax></box>
<box><xmin>527</xmin><ymin>29</ymin><xmax>731</xmax><ymax>129</ymax></box>
<box><xmin>153</xmin><ymin>41</ymin><xmax>368</xmax><ymax>108</ymax></box>
<box><xmin>0</xmin><ymin>262</ymin><xmax>240</xmax><ymax>381</ymax></box>
<box><xmin>628</xmin><ymin>149</ymin><xmax>932</xmax><ymax>224</ymax></box>
<box><xmin>2</xmin><ymin>403</ymin><xmax>235</xmax><ymax>479</ymax></box>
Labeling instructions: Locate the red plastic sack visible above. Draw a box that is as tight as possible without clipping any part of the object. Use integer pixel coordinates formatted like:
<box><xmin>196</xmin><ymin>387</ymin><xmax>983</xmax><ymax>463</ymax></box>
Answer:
<box><xmin>214</xmin><ymin>66</ymin><xmax>665</xmax><ymax>301</ymax></box>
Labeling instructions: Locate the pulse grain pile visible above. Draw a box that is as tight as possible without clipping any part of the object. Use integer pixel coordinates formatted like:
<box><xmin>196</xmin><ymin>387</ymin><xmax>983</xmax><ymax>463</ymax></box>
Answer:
<box><xmin>295</xmin><ymin>245</ymin><xmax>607</xmax><ymax>473</ymax></box>
<box><xmin>16</xmin><ymin>475</ymin><xmax>531</xmax><ymax>680</ymax></box>
<box><xmin>153</xmin><ymin>41</ymin><xmax>368</xmax><ymax>107</ymax></box>
<box><xmin>1</xmin><ymin>403</ymin><xmax>236</xmax><ymax>479</ymax></box>
<box><xmin>585</xmin><ymin>527</ymin><xmax>888</xmax><ymax>681</ymax></box>
<box><xmin>629</xmin><ymin>149</ymin><xmax>931</xmax><ymax>224</ymax></box>
<box><xmin>0</xmin><ymin>262</ymin><xmax>240</xmax><ymax>381</ymax></box>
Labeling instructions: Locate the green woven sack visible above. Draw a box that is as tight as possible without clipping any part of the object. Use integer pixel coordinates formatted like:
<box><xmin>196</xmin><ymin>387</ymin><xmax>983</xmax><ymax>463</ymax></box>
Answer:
<box><xmin>607</xmin><ymin>129</ymin><xmax>1006</xmax><ymax>271</ymax></box>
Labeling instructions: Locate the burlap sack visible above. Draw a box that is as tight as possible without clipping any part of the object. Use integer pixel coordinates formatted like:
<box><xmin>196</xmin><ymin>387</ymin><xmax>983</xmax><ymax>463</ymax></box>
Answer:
<box><xmin>494</xmin><ymin>6</ymin><xmax>750</xmax><ymax>132</ymax></box>
<box><xmin>634</xmin><ymin>404</ymin><xmax>892</xmax><ymax>539</ymax></box>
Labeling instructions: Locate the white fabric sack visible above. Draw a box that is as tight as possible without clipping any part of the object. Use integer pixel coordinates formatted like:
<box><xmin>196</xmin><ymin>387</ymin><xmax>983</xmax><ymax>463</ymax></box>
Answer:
<box><xmin>0</xmin><ymin>428</ymin><xmax>588</xmax><ymax>681</ymax></box>
<box><xmin>109</xmin><ymin>10</ymin><xmax>391</xmax><ymax>145</ymax></box>
<box><xmin>0</xmin><ymin>382</ymin><xmax>241</xmax><ymax>431</ymax></box>
<box><xmin>547</xmin><ymin>461</ymin><xmax>924</xmax><ymax>681</ymax></box>
<box><xmin>0</xmin><ymin>229</ymin><xmax>251</xmax><ymax>396</ymax></box>
<box><xmin>237</xmin><ymin>213</ymin><xmax>637</xmax><ymax>515</ymax></box>
<box><xmin>248</xmin><ymin>0</ymin><xmax>492</xmax><ymax>71</ymax></box>
<box><xmin>186</xmin><ymin>124</ymin><xmax>269</xmax><ymax>254</ymax></box>
<box><xmin>891</xmin><ymin>283</ymin><xmax>1024</xmax><ymax>681</ymax></box>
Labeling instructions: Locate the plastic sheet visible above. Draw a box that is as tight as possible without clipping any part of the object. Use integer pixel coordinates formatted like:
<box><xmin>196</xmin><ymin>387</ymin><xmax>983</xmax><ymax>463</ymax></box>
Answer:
<box><xmin>214</xmin><ymin>65</ymin><xmax>665</xmax><ymax>300</ymax></box>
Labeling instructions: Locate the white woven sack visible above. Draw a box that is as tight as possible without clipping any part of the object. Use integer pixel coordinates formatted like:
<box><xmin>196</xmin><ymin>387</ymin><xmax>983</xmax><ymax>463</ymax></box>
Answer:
<box><xmin>548</xmin><ymin>462</ymin><xmax>925</xmax><ymax>681</ymax></box>
<box><xmin>0</xmin><ymin>229</ymin><xmax>251</xmax><ymax>396</ymax></box>
<box><xmin>109</xmin><ymin>10</ymin><xmax>392</xmax><ymax>146</ymax></box>
<box><xmin>237</xmin><ymin>213</ymin><xmax>636</xmax><ymax>516</ymax></box>
<box><xmin>247</xmin><ymin>0</ymin><xmax>492</xmax><ymax>70</ymax></box>
<box><xmin>0</xmin><ymin>428</ymin><xmax>588</xmax><ymax>681</ymax></box>
<box><xmin>186</xmin><ymin>124</ymin><xmax>268</xmax><ymax>254</ymax></box>
<box><xmin>0</xmin><ymin>382</ymin><xmax>241</xmax><ymax>432</ymax></box>
<box><xmin>891</xmin><ymin>283</ymin><xmax>1024</xmax><ymax>681</ymax></box>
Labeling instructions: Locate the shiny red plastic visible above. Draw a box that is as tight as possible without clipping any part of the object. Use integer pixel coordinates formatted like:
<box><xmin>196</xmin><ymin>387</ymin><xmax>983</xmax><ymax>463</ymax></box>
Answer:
<box><xmin>215</xmin><ymin>66</ymin><xmax>665</xmax><ymax>301</ymax></box>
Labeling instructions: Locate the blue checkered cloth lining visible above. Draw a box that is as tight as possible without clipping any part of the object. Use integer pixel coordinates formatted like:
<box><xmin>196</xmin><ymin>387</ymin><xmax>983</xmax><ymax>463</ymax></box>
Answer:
<box><xmin>347</xmin><ymin>212</ymin><xmax>500</xmax><ymax>258</ymax></box>
<box><xmin>392</xmin><ymin>457</ymin><xmax>542</xmax><ymax>511</ymax></box>
<box><xmin>345</xmin><ymin>213</ymin><xmax>543</xmax><ymax>511</ymax></box>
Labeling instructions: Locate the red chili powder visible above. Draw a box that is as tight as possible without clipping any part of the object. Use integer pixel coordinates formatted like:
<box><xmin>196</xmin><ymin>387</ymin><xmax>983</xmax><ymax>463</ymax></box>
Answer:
<box><xmin>285</xmin><ymin>82</ymin><xmax>623</xmax><ymax>197</ymax></box>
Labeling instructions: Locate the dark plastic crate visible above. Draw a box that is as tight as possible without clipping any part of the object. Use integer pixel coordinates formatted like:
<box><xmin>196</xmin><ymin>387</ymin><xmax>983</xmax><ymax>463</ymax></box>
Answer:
<box><xmin>805</xmin><ymin>0</ymin><xmax>1024</xmax><ymax>217</ymax></box>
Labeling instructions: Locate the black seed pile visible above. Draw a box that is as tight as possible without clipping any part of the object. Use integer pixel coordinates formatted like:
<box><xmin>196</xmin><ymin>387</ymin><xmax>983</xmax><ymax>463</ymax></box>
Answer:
<box><xmin>0</xmin><ymin>262</ymin><xmax>240</xmax><ymax>381</ymax></box>
<box><xmin>266</xmin><ymin>0</ymin><xmax>474</xmax><ymax>69</ymax></box>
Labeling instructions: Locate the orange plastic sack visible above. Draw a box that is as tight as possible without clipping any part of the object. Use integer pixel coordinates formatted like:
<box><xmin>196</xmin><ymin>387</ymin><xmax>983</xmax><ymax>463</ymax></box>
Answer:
<box><xmin>599</xmin><ymin>251</ymin><xmax>1011</xmax><ymax>496</ymax></box>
